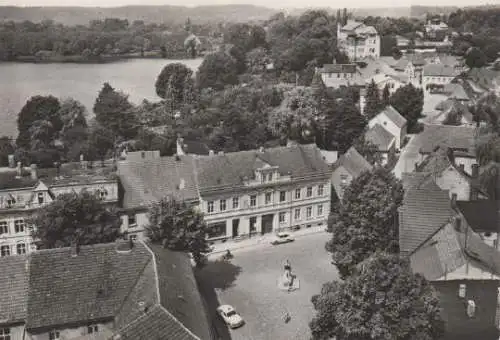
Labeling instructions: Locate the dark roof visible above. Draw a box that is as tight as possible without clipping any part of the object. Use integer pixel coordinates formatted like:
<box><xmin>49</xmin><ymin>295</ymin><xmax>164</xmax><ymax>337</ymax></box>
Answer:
<box><xmin>399</xmin><ymin>183</ymin><xmax>454</xmax><ymax>255</ymax></box>
<box><xmin>148</xmin><ymin>244</ymin><xmax>211</xmax><ymax>340</ymax></box>
<box><xmin>319</xmin><ymin>64</ymin><xmax>357</xmax><ymax>74</ymax></box>
<box><xmin>182</xmin><ymin>140</ymin><xmax>210</xmax><ymax>156</ymax></box>
<box><xmin>456</xmin><ymin>200</ymin><xmax>500</xmax><ymax>233</ymax></box>
<box><xmin>377</xmin><ymin>105</ymin><xmax>407</xmax><ymax>129</ymax></box>
<box><xmin>195</xmin><ymin>144</ymin><xmax>330</xmax><ymax>191</ymax></box>
<box><xmin>334</xmin><ymin>146</ymin><xmax>373</xmax><ymax>178</ymax></box>
<box><xmin>365</xmin><ymin>124</ymin><xmax>395</xmax><ymax>152</ymax></box>
<box><xmin>0</xmin><ymin>255</ymin><xmax>28</xmax><ymax>324</ymax></box>
<box><xmin>417</xmin><ymin>125</ymin><xmax>476</xmax><ymax>154</ymax></box>
<box><xmin>117</xmin><ymin>155</ymin><xmax>199</xmax><ymax>209</ymax></box>
<box><xmin>434</xmin><ymin>280</ymin><xmax>500</xmax><ymax>340</ymax></box>
<box><xmin>401</xmin><ymin>172</ymin><xmax>439</xmax><ymax>192</ymax></box>
<box><xmin>26</xmin><ymin>242</ymin><xmax>152</xmax><ymax>330</ymax></box>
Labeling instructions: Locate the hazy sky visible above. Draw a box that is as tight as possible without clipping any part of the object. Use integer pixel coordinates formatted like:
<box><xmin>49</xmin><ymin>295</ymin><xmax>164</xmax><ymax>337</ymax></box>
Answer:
<box><xmin>4</xmin><ymin>0</ymin><xmax>500</xmax><ymax>9</ymax></box>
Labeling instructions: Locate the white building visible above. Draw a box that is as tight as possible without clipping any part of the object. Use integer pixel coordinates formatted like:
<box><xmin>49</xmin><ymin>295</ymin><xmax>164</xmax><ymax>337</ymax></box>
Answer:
<box><xmin>337</xmin><ymin>20</ymin><xmax>380</xmax><ymax>61</ymax></box>
<box><xmin>368</xmin><ymin>105</ymin><xmax>407</xmax><ymax>150</ymax></box>
<box><xmin>316</xmin><ymin>63</ymin><xmax>364</xmax><ymax>89</ymax></box>
<box><xmin>423</xmin><ymin>64</ymin><xmax>461</xmax><ymax>92</ymax></box>
<box><xmin>0</xmin><ymin>162</ymin><xmax>118</xmax><ymax>257</ymax></box>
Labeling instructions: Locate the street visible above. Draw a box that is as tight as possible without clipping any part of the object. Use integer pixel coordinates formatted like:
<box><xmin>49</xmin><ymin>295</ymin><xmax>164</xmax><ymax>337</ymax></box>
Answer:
<box><xmin>392</xmin><ymin>134</ymin><xmax>420</xmax><ymax>179</ymax></box>
<box><xmin>196</xmin><ymin>232</ymin><xmax>338</xmax><ymax>340</ymax></box>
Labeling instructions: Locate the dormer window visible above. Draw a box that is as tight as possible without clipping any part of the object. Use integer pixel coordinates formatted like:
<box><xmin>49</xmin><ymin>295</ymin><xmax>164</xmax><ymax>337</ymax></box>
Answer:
<box><xmin>98</xmin><ymin>189</ymin><xmax>108</xmax><ymax>200</ymax></box>
<box><xmin>37</xmin><ymin>192</ymin><xmax>44</xmax><ymax>204</ymax></box>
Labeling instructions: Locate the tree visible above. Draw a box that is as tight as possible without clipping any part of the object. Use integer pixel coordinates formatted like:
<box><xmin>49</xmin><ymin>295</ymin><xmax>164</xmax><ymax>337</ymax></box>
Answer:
<box><xmin>390</xmin><ymin>83</ymin><xmax>424</xmax><ymax>133</ymax></box>
<box><xmin>310</xmin><ymin>252</ymin><xmax>445</xmax><ymax>340</ymax></box>
<box><xmin>364</xmin><ymin>79</ymin><xmax>381</xmax><ymax>119</ymax></box>
<box><xmin>155</xmin><ymin>63</ymin><xmax>194</xmax><ymax>104</ymax></box>
<box><xmin>146</xmin><ymin>196</ymin><xmax>211</xmax><ymax>266</ymax></box>
<box><xmin>0</xmin><ymin>136</ymin><xmax>14</xmax><ymax>167</ymax></box>
<box><xmin>93</xmin><ymin>82</ymin><xmax>137</xmax><ymax>139</ymax></box>
<box><xmin>352</xmin><ymin>135</ymin><xmax>383</xmax><ymax>165</ymax></box>
<box><xmin>16</xmin><ymin>95</ymin><xmax>61</xmax><ymax>150</ymax></box>
<box><xmin>442</xmin><ymin>107</ymin><xmax>463</xmax><ymax>125</ymax></box>
<box><xmin>326</xmin><ymin>167</ymin><xmax>403</xmax><ymax>278</ymax></box>
<box><xmin>28</xmin><ymin>191</ymin><xmax>122</xmax><ymax>249</ymax></box>
<box><xmin>196</xmin><ymin>51</ymin><xmax>239</xmax><ymax>90</ymax></box>
<box><xmin>382</xmin><ymin>84</ymin><xmax>390</xmax><ymax>107</ymax></box>
<box><xmin>87</xmin><ymin>123</ymin><xmax>115</xmax><ymax>165</ymax></box>
<box><xmin>58</xmin><ymin>98</ymin><xmax>89</xmax><ymax>161</ymax></box>
<box><xmin>465</xmin><ymin>46</ymin><xmax>488</xmax><ymax>69</ymax></box>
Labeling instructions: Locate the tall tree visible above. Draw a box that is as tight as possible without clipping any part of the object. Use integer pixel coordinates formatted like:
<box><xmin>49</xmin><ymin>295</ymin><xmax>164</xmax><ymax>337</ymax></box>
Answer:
<box><xmin>58</xmin><ymin>98</ymin><xmax>89</xmax><ymax>161</ymax></box>
<box><xmin>16</xmin><ymin>95</ymin><xmax>61</xmax><ymax>150</ymax></box>
<box><xmin>155</xmin><ymin>63</ymin><xmax>194</xmax><ymax>103</ymax></box>
<box><xmin>196</xmin><ymin>51</ymin><xmax>239</xmax><ymax>90</ymax></box>
<box><xmin>146</xmin><ymin>196</ymin><xmax>211</xmax><ymax>266</ymax></box>
<box><xmin>390</xmin><ymin>83</ymin><xmax>424</xmax><ymax>133</ymax></box>
<box><xmin>28</xmin><ymin>191</ymin><xmax>122</xmax><ymax>249</ymax></box>
<box><xmin>310</xmin><ymin>252</ymin><xmax>445</xmax><ymax>340</ymax></box>
<box><xmin>0</xmin><ymin>136</ymin><xmax>14</xmax><ymax>167</ymax></box>
<box><xmin>326</xmin><ymin>167</ymin><xmax>403</xmax><ymax>278</ymax></box>
<box><xmin>364</xmin><ymin>79</ymin><xmax>381</xmax><ymax>119</ymax></box>
<box><xmin>465</xmin><ymin>46</ymin><xmax>488</xmax><ymax>69</ymax></box>
<box><xmin>86</xmin><ymin>124</ymin><xmax>115</xmax><ymax>165</ymax></box>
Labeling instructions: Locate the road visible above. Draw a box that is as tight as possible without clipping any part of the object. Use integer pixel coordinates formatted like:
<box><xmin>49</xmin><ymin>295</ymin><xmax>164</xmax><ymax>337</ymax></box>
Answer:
<box><xmin>393</xmin><ymin>134</ymin><xmax>421</xmax><ymax>179</ymax></box>
<box><xmin>196</xmin><ymin>232</ymin><xmax>338</xmax><ymax>340</ymax></box>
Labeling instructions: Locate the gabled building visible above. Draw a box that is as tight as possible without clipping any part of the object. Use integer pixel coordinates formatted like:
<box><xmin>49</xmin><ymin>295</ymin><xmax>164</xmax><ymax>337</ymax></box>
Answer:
<box><xmin>0</xmin><ymin>161</ymin><xmax>118</xmax><ymax>257</ymax></box>
<box><xmin>423</xmin><ymin>64</ymin><xmax>461</xmax><ymax>92</ymax></box>
<box><xmin>367</xmin><ymin>105</ymin><xmax>407</xmax><ymax>150</ymax></box>
<box><xmin>432</xmin><ymin>98</ymin><xmax>474</xmax><ymax>126</ymax></box>
<box><xmin>364</xmin><ymin>124</ymin><xmax>396</xmax><ymax>165</ymax></box>
<box><xmin>337</xmin><ymin>20</ymin><xmax>380</xmax><ymax>61</ymax></box>
<box><xmin>331</xmin><ymin>146</ymin><xmax>373</xmax><ymax>200</ymax></box>
<box><xmin>316</xmin><ymin>63</ymin><xmax>364</xmax><ymax>89</ymax></box>
<box><xmin>393</xmin><ymin>54</ymin><xmax>426</xmax><ymax>87</ymax></box>
<box><xmin>0</xmin><ymin>240</ymin><xmax>213</xmax><ymax>340</ymax></box>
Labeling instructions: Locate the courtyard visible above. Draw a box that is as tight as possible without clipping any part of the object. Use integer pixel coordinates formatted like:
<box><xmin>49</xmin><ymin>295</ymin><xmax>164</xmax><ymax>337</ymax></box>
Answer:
<box><xmin>196</xmin><ymin>232</ymin><xmax>338</xmax><ymax>340</ymax></box>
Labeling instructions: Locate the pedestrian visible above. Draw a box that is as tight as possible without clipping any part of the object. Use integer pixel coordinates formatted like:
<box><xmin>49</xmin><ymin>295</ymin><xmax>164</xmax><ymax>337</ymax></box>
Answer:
<box><xmin>284</xmin><ymin>259</ymin><xmax>291</xmax><ymax>271</ymax></box>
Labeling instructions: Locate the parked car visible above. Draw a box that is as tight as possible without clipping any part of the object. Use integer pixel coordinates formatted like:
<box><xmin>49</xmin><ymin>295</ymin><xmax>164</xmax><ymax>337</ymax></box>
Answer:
<box><xmin>271</xmin><ymin>232</ymin><xmax>295</xmax><ymax>245</ymax></box>
<box><xmin>216</xmin><ymin>305</ymin><xmax>245</xmax><ymax>329</ymax></box>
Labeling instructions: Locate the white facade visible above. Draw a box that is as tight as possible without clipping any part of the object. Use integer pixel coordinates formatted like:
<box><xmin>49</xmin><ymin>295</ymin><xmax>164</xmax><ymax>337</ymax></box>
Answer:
<box><xmin>368</xmin><ymin>112</ymin><xmax>406</xmax><ymax>150</ymax></box>
<box><xmin>337</xmin><ymin>21</ymin><xmax>380</xmax><ymax>61</ymax></box>
<box><xmin>423</xmin><ymin>74</ymin><xmax>456</xmax><ymax>92</ymax></box>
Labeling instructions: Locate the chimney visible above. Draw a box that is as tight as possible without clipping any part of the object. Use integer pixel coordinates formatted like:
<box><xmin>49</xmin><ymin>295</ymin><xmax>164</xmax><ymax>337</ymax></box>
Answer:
<box><xmin>54</xmin><ymin>161</ymin><xmax>61</xmax><ymax>179</ymax></box>
<box><xmin>16</xmin><ymin>162</ymin><xmax>22</xmax><ymax>178</ymax></box>
<box><xmin>458</xmin><ymin>283</ymin><xmax>466</xmax><ymax>298</ymax></box>
<box><xmin>451</xmin><ymin>193</ymin><xmax>457</xmax><ymax>209</ymax></box>
<box><xmin>459</xmin><ymin>164</ymin><xmax>465</xmax><ymax>172</ymax></box>
<box><xmin>80</xmin><ymin>154</ymin><xmax>87</xmax><ymax>170</ymax></box>
<box><xmin>454</xmin><ymin>216</ymin><xmax>462</xmax><ymax>231</ymax></box>
<box><xmin>259</xmin><ymin>146</ymin><xmax>265</xmax><ymax>153</ymax></box>
<box><xmin>209</xmin><ymin>150</ymin><xmax>214</xmax><ymax>156</ymax></box>
<box><xmin>179</xmin><ymin>178</ymin><xmax>185</xmax><ymax>190</ymax></box>
<box><xmin>71</xmin><ymin>241</ymin><xmax>80</xmax><ymax>257</ymax></box>
<box><xmin>466</xmin><ymin>300</ymin><xmax>476</xmax><ymax>317</ymax></box>
<box><xmin>8</xmin><ymin>154</ymin><xmax>15</xmax><ymax>168</ymax></box>
<box><xmin>30</xmin><ymin>164</ymin><xmax>37</xmax><ymax>180</ymax></box>
<box><xmin>471</xmin><ymin>163</ymin><xmax>479</xmax><ymax>178</ymax></box>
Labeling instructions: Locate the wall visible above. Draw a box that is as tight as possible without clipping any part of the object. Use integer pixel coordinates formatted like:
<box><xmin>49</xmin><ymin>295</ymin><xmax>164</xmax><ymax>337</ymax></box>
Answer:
<box><xmin>436</xmin><ymin>262</ymin><xmax>500</xmax><ymax>281</ymax></box>
<box><xmin>0</xmin><ymin>211</ymin><xmax>35</xmax><ymax>256</ymax></box>
<box><xmin>0</xmin><ymin>324</ymin><xmax>25</xmax><ymax>340</ymax></box>
<box><xmin>331</xmin><ymin>166</ymin><xmax>353</xmax><ymax>201</ymax></box>
<box><xmin>120</xmin><ymin>212</ymin><xmax>148</xmax><ymax>240</ymax></box>
<box><xmin>436</xmin><ymin>167</ymin><xmax>471</xmax><ymax>201</ymax></box>
<box><xmin>454</xmin><ymin>156</ymin><xmax>477</xmax><ymax>176</ymax></box>
<box><xmin>29</xmin><ymin>322</ymin><xmax>113</xmax><ymax>340</ymax></box>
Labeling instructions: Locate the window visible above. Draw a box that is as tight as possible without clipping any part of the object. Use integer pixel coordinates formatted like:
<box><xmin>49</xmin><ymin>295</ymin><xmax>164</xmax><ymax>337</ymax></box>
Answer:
<box><xmin>250</xmin><ymin>195</ymin><xmax>257</xmax><ymax>207</ymax></box>
<box><xmin>294</xmin><ymin>208</ymin><xmax>301</xmax><ymax>221</ymax></box>
<box><xmin>279</xmin><ymin>212</ymin><xmax>286</xmax><ymax>224</ymax></box>
<box><xmin>317</xmin><ymin>204</ymin><xmax>324</xmax><ymax>216</ymax></box>
<box><xmin>128</xmin><ymin>215</ymin><xmax>136</xmax><ymax>226</ymax></box>
<box><xmin>265</xmin><ymin>193</ymin><xmax>272</xmax><ymax>205</ymax></box>
<box><xmin>295</xmin><ymin>188</ymin><xmax>301</xmax><ymax>199</ymax></box>
<box><xmin>268</xmin><ymin>173</ymin><xmax>273</xmax><ymax>181</ymax></box>
<box><xmin>49</xmin><ymin>331</ymin><xmax>60</xmax><ymax>340</ymax></box>
<box><xmin>129</xmin><ymin>234</ymin><xmax>138</xmax><ymax>241</ymax></box>
<box><xmin>207</xmin><ymin>222</ymin><xmax>226</xmax><ymax>239</ymax></box>
<box><xmin>100</xmin><ymin>189</ymin><xmax>108</xmax><ymax>199</ymax></box>
<box><xmin>207</xmin><ymin>201</ymin><xmax>214</xmax><ymax>213</ymax></box>
<box><xmin>249</xmin><ymin>217</ymin><xmax>257</xmax><ymax>232</ymax></box>
<box><xmin>14</xmin><ymin>219</ymin><xmax>25</xmax><ymax>233</ymax></box>
<box><xmin>16</xmin><ymin>243</ymin><xmax>26</xmax><ymax>255</ymax></box>
<box><xmin>87</xmin><ymin>325</ymin><xmax>99</xmax><ymax>334</ymax></box>
<box><xmin>306</xmin><ymin>187</ymin><xmax>313</xmax><ymax>197</ymax></box>
<box><xmin>37</xmin><ymin>192</ymin><xmax>44</xmax><ymax>204</ymax></box>
<box><xmin>232</xmin><ymin>197</ymin><xmax>239</xmax><ymax>209</ymax></box>
<box><xmin>0</xmin><ymin>328</ymin><xmax>10</xmax><ymax>340</ymax></box>
<box><xmin>280</xmin><ymin>191</ymin><xmax>286</xmax><ymax>202</ymax></box>
<box><xmin>220</xmin><ymin>199</ymin><xmax>226</xmax><ymax>211</ymax></box>
<box><xmin>317</xmin><ymin>184</ymin><xmax>324</xmax><ymax>196</ymax></box>
<box><xmin>0</xmin><ymin>222</ymin><xmax>8</xmax><ymax>235</ymax></box>
<box><xmin>306</xmin><ymin>206</ymin><xmax>312</xmax><ymax>219</ymax></box>
<box><xmin>0</xmin><ymin>246</ymin><xmax>9</xmax><ymax>257</ymax></box>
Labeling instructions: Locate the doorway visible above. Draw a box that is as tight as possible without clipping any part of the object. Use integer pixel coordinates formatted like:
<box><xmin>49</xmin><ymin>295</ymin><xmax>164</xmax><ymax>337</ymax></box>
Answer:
<box><xmin>261</xmin><ymin>214</ymin><xmax>274</xmax><ymax>235</ymax></box>
<box><xmin>232</xmin><ymin>219</ymin><xmax>240</xmax><ymax>238</ymax></box>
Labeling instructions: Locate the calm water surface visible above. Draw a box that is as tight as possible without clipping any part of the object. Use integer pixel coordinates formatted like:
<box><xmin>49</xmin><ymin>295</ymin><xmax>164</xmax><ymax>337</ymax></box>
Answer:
<box><xmin>0</xmin><ymin>58</ymin><xmax>203</xmax><ymax>137</ymax></box>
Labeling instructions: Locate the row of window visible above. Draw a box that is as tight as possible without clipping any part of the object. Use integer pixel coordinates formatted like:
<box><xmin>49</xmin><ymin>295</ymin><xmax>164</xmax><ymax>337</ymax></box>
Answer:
<box><xmin>0</xmin><ymin>219</ymin><xmax>25</xmax><ymax>235</ymax></box>
<box><xmin>207</xmin><ymin>185</ymin><xmax>325</xmax><ymax>213</ymax></box>
<box><xmin>279</xmin><ymin>204</ymin><xmax>324</xmax><ymax>223</ymax></box>
<box><xmin>48</xmin><ymin>325</ymin><xmax>99</xmax><ymax>340</ymax></box>
<box><xmin>0</xmin><ymin>242</ymin><xmax>28</xmax><ymax>256</ymax></box>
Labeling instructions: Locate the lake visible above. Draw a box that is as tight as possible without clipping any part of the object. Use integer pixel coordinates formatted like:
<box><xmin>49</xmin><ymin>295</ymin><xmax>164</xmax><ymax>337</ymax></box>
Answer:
<box><xmin>0</xmin><ymin>58</ymin><xmax>203</xmax><ymax>138</ymax></box>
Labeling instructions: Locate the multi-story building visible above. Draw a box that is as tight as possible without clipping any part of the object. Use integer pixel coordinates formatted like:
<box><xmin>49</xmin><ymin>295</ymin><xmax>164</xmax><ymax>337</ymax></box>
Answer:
<box><xmin>117</xmin><ymin>144</ymin><xmax>332</xmax><ymax>242</ymax></box>
<box><xmin>424</xmin><ymin>16</ymin><xmax>449</xmax><ymax>42</ymax></box>
<box><xmin>316</xmin><ymin>63</ymin><xmax>364</xmax><ymax>89</ymax></box>
<box><xmin>0</xmin><ymin>161</ymin><xmax>118</xmax><ymax>256</ymax></box>
<box><xmin>337</xmin><ymin>20</ymin><xmax>380</xmax><ymax>61</ymax></box>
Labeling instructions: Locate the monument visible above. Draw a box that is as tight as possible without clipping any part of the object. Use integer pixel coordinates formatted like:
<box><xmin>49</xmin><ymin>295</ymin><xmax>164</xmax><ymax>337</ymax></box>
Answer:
<box><xmin>278</xmin><ymin>260</ymin><xmax>300</xmax><ymax>292</ymax></box>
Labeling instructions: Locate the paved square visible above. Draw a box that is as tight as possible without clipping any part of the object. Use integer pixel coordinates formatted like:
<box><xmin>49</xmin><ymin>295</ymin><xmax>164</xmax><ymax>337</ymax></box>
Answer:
<box><xmin>197</xmin><ymin>232</ymin><xmax>339</xmax><ymax>340</ymax></box>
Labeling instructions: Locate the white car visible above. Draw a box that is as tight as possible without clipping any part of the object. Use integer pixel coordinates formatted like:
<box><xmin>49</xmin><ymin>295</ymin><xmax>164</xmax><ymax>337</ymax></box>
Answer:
<box><xmin>216</xmin><ymin>305</ymin><xmax>245</xmax><ymax>329</ymax></box>
<box><xmin>271</xmin><ymin>232</ymin><xmax>295</xmax><ymax>245</ymax></box>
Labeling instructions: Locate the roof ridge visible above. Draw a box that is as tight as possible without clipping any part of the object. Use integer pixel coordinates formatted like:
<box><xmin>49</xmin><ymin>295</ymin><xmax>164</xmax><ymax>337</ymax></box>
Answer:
<box><xmin>113</xmin><ymin>304</ymin><xmax>163</xmax><ymax>336</ymax></box>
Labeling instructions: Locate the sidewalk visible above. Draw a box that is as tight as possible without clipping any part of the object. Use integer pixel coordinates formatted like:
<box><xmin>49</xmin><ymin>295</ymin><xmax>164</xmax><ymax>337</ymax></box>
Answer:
<box><xmin>207</xmin><ymin>225</ymin><xmax>327</xmax><ymax>257</ymax></box>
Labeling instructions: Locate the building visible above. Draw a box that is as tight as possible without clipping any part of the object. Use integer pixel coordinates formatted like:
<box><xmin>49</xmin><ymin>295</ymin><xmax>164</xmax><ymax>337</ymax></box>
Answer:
<box><xmin>0</xmin><ymin>161</ymin><xmax>118</xmax><ymax>257</ymax></box>
<box><xmin>0</xmin><ymin>240</ymin><xmax>213</xmax><ymax>340</ymax></box>
<box><xmin>367</xmin><ymin>105</ymin><xmax>407</xmax><ymax>150</ymax></box>
<box><xmin>422</xmin><ymin>64</ymin><xmax>461</xmax><ymax>92</ymax></box>
<box><xmin>316</xmin><ymin>63</ymin><xmax>364</xmax><ymax>89</ymax></box>
<box><xmin>424</xmin><ymin>16</ymin><xmax>449</xmax><ymax>42</ymax></box>
<box><xmin>337</xmin><ymin>20</ymin><xmax>380</xmax><ymax>61</ymax></box>
<box><xmin>393</xmin><ymin>54</ymin><xmax>426</xmax><ymax>87</ymax></box>
<box><xmin>364</xmin><ymin>73</ymin><xmax>405</xmax><ymax>95</ymax></box>
<box><xmin>331</xmin><ymin>146</ymin><xmax>373</xmax><ymax>200</ymax></box>
<box><xmin>118</xmin><ymin>144</ymin><xmax>332</xmax><ymax>242</ymax></box>
<box><xmin>431</xmin><ymin>98</ymin><xmax>474</xmax><ymax>126</ymax></box>
<box><xmin>364</xmin><ymin>124</ymin><xmax>396</xmax><ymax>166</ymax></box>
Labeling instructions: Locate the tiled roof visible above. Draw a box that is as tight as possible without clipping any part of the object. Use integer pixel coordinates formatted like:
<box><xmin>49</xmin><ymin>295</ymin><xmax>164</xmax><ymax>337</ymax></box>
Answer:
<box><xmin>445</xmin><ymin>84</ymin><xmax>470</xmax><ymax>101</ymax></box>
<box><xmin>26</xmin><ymin>242</ymin><xmax>152</xmax><ymax>330</ymax></box>
<box><xmin>117</xmin><ymin>155</ymin><xmax>199</xmax><ymax>209</ymax></box>
<box><xmin>355</xmin><ymin>25</ymin><xmax>378</xmax><ymax>35</ymax></box>
<box><xmin>399</xmin><ymin>184</ymin><xmax>454</xmax><ymax>255</ymax></box>
<box><xmin>377</xmin><ymin>105</ymin><xmax>407</xmax><ymax>128</ymax></box>
<box><xmin>195</xmin><ymin>144</ymin><xmax>330</xmax><ymax>190</ymax></box>
<box><xmin>319</xmin><ymin>64</ymin><xmax>357</xmax><ymax>74</ymax></box>
<box><xmin>0</xmin><ymin>255</ymin><xmax>28</xmax><ymax>323</ymax></box>
<box><xmin>456</xmin><ymin>200</ymin><xmax>500</xmax><ymax>233</ymax></box>
<box><xmin>365</xmin><ymin>124</ymin><xmax>395</xmax><ymax>152</ymax></box>
<box><xmin>401</xmin><ymin>172</ymin><xmax>438</xmax><ymax>192</ymax></box>
<box><xmin>148</xmin><ymin>244</ymin><xmax>211</xmax><ymax>340</ymax></box>
<box><xmin>435</xmin><ymin>280</ymin><xmax>500</xmax><ymax>340</ymax></box>
<box><xmin>334</xmin><ymin>146</ymin><xmax>373</xmax><ymax>178</ymax></box>
<box><xmin>417</xmin><ymin>125</ymin><xmax>476</xmax><ymax>154</ymax></box>
<box><xmin>423</xmin><ymin>64</ymin><xmax>460</xmax><ymax>77</ymax></box>
<box><xmin>417</xmin><ymin>147</ymin><xmax>454</xmax><ymax>174</ymax></box>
